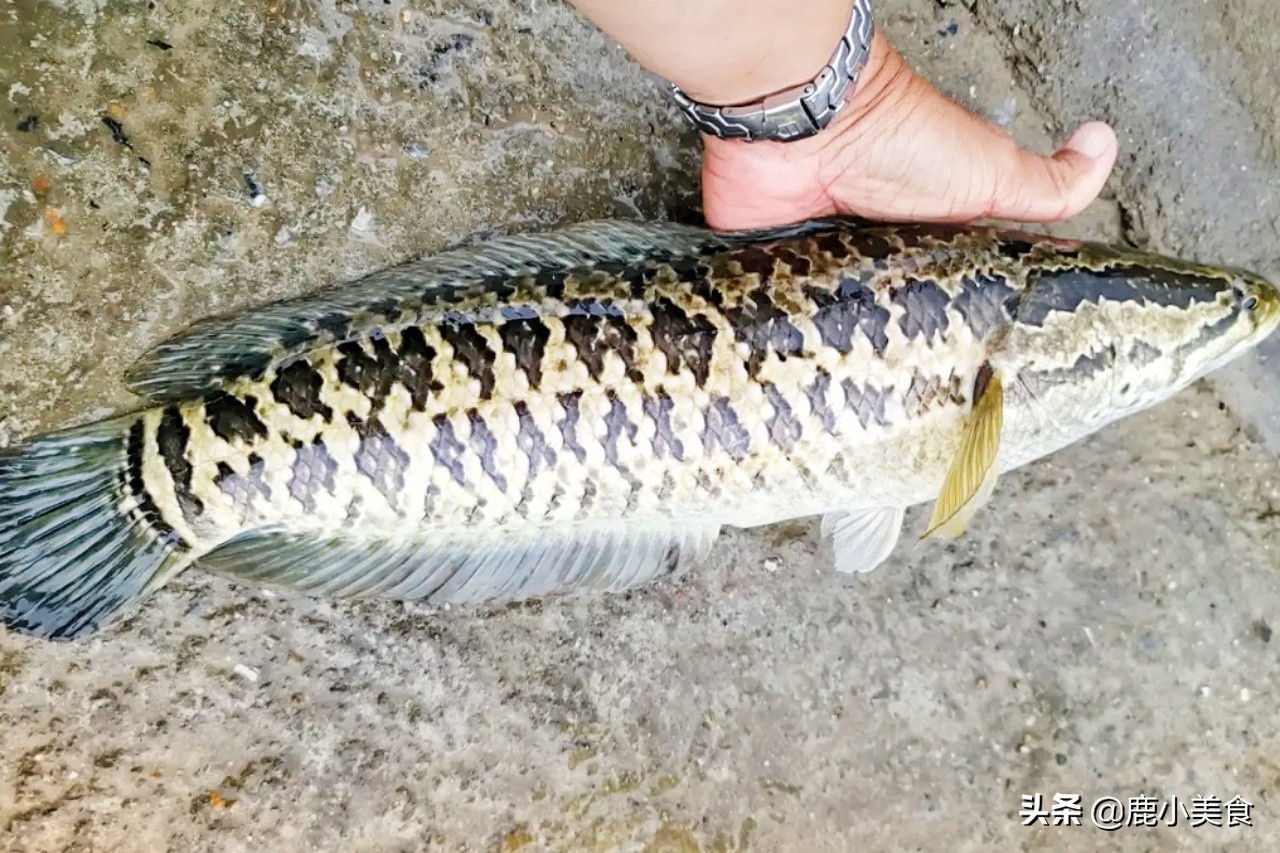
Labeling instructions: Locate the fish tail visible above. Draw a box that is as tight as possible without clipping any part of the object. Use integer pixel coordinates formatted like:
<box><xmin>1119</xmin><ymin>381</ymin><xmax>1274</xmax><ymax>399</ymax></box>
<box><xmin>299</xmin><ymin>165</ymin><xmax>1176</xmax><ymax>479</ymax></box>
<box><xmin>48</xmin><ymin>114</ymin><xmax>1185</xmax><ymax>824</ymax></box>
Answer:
<box><xmin>0</xmin><ymin>416</ymin><xmax>187</xmax><ymax>641</ymax></box>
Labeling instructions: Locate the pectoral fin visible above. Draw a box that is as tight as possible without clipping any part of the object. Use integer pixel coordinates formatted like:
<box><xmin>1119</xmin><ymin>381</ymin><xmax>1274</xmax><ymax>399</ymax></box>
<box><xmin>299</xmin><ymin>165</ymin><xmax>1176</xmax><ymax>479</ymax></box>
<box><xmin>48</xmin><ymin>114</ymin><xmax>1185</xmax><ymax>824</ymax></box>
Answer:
<box><xmin>922</xmin><ymin>365</ymin><xmax>1004</xmax><ymax>540</ymax></box>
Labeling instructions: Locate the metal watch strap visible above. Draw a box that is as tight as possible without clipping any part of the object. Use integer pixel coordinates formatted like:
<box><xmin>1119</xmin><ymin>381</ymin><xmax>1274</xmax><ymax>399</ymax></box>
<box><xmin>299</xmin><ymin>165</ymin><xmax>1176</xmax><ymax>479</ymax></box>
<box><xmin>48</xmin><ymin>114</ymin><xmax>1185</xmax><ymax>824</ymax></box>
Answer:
<box><xmin>670</xmin><ymin>0</ymin><xmax>874</xmax><ymax>142</ymax></box>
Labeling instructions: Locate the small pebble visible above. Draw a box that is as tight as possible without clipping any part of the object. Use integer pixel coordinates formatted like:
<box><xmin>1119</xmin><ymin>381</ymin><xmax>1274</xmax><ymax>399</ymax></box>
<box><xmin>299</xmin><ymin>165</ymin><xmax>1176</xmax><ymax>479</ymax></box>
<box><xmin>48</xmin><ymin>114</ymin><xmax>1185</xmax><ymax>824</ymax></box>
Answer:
<box><xmin>243</xmin><ymin>170</ymin><xmax>269</xmax><ymax>207</ymax></box>
<box><xmin>43</xmin><ymin>206</ymin><xmax>67</xmax><ymax>236</ymax></box>
<box><xmin>45</xmin><ymin>148</ymin><xmax>78</xmax><ymax>166</ymax></box>
<box><xmin>350</xmin><ymin>206</ymin><xmax>376</xmax><ymax>237</ymax></box>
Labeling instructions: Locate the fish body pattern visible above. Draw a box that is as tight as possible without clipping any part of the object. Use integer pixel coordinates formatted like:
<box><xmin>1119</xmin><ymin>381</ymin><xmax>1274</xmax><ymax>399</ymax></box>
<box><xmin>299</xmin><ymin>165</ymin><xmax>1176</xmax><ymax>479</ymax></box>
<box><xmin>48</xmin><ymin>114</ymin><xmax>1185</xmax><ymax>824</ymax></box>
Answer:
<box><xmin>2</xmin><ymin>218</ymin><xmax>1276</xmax><ymax>640</ymax></box>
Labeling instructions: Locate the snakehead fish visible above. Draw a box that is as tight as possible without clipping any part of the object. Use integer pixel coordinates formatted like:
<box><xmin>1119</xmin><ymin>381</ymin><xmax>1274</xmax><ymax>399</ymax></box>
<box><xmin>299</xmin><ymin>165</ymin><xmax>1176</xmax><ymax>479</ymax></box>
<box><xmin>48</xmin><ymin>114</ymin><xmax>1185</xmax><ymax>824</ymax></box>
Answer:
<box><xmin>1</xmin><ymin>218</ymin><xmax>1276</xmax><ymax>641</ymax></box>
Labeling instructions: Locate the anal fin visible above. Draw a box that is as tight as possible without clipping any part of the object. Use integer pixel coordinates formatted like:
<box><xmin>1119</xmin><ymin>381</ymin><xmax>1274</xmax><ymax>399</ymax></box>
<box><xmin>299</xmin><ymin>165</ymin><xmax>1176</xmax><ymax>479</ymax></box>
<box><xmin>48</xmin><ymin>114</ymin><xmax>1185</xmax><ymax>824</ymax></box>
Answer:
<box><xmin>197</xmin><ymin>520</ymin><xmax>721</xmax><ymax>605</ymax></box>
<box><xmin>822</xmin><ymin>507</ymin><xmax>905</xmax><ymax>574</ymax></box>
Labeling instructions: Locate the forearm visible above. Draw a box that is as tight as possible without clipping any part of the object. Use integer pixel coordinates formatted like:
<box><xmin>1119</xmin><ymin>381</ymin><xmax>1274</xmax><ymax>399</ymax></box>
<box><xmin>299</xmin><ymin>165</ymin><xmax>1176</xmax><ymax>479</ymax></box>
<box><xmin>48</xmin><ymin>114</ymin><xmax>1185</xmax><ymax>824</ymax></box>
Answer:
<box><xmin>566</xmin><ymin>0</ymin><xmax>857</xmax><ymax>105</ymax></box>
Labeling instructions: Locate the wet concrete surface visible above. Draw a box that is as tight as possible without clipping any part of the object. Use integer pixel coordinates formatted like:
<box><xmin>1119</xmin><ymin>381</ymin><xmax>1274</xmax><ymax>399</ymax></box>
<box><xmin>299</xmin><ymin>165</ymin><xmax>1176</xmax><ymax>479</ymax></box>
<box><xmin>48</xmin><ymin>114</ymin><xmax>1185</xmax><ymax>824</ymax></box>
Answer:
<box><xmin>1</xmin><ymin>0</ymin><xmax>1279</xmax><ymax>850</ymax></box>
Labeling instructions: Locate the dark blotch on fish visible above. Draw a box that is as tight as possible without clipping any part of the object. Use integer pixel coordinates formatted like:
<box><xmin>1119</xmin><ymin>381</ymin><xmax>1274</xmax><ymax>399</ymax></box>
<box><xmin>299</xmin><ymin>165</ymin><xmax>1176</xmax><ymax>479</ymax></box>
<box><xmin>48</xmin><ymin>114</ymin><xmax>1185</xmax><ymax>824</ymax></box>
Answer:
<box><xmin>439</xmin><ymin>322</ymin><xmax>497</xmax><ymax>400</ymax></box>
<box><xmin>903</xmin><ymin>373</ymin><xmax>958</xmax><ymax>417</ymax></box>
<box><xmin>1020</xmin><ymin>265</ymin><xmax>1226</xmax><ymax>326</ymax></box>
<box><xmin>514</xmin><ymin>401</ymin><xmax>556</xmax><ymax>482</ymax></box>
<box><xmin>336</xmin><ymin>339</ymin><xmax>399</xmax><ymax>410</ymax></box>
<box><xmin>271</xmin><ymin>360</ymin><xmax>333</xmax><ymax>421</ymax></box>
<box><xmin>687</xmin><ymin>263</ymin><xmax>726</xmax><ymax>307</ymax></box>
<box><xmin>214</xmin><ymin>453</ymin><xmax>273</xmax><ymax>517</ymax></box>
<box><xmin>1128</xmin><ymin>340</ymin><xmax>1162</xmax><ymax>366</ymax></box>
<box><xmin>533</xmin><ymin>268</ymin><xmax>568</xmax><ymax>300</ymax></box>
<box><xmin>763</xmin><ymin>384</ymin><xmax>802</xmax><ymax>451</ymax></box>
<box><xmin>590</xmin><ymin>259</ymin><xmax>649</xmax><ymax>300</ymax></box>
<box><xmin>833</xmin><ymin>274</ymin><xmax>891</xmax><ymax>355</ymax></box>
<box><xmin>702</xmin><ymin>397</ymin><xmax>750</xmax><ymax>461</ymax></box>
<box><xmin>725</xmin><ymin>288</ymin><xmax>806</xmax><ymax>376</ymax></box>
<box><xmin>997</xmin><ymin>239</ymin><xmax>1036</xmax><ymax>261</ymax></box>
<box><xmin>205</xmin><ymin>395</ymin><xmax>268</xmax><ymax>444</ymax></box>
<box><xmin>643</xmin><ymin>390</ymin><xmax>685</xmax><ymax>461</ymax></box>
<box><xmin>893</xmin><ymin>280</ymin><xmax>951</xmax><ymax>341</ymax></box>
<box><xmin>894</xmin><ymin>223</ymin><xmax>968</xmax><ymax>250</ymax></box>
<box><xmin>352</xmin><ymin>417</ymin><xmax>411</xmax><ymax>509</ymax></box>
<box><xmin>773</xmin><ymin>248</ymin><xmax>813</xmax><ymax>278</ymax></box>
<box><xmin>126</xmin><ymin>420</ymin><xmax>184</xmax><ymax>548</ymax></box>
<box><xmin>288</xmin><ymin>438</ymin><xmax>339</xmax><ymax>513</ymax></box>
<box><xmin>735</xmin><ymin>247</ymin><xmax>777</xmax><ymax>281</ymax></box>
<box><xmin>649</xmin><ymin>297</ymin><xmax>717</xmax><ymax>387</ymax></box>
<box><xmin>157</xmin><ymin>406</ymin><xmax>203</xmax><ymax>521</ymax></box>
<box><xmin>1074</xmin><ymin>346</ymin><xmax>1115</xmax><ymax>378</ymax></box>
<box><xmin>498</xmin><ymin>318</ymin><xmax>551</xmax><ymax>389</ymax></box>
<box><xmin>557</xmin><ymin>391</ymin><xmax>587</xmax><ymax>463</ymax></box>
<box><xmin>316</xmin><ymin>313</ymin><xmax>351</xmax><ymax>339</ymax></box>
<box><xmin>842</xmin><ymin>380</ymin><xmax>892</xmax><ymax>429</ymax></box>
<box><xmin>429</xmin><ymin>414</ymin><xmax>468</xmax><ymax>488</ymax></box>
<box><xmin>562</xmin><ymin>312</ymin><xmax>642</xmax><ymax>383</ymax></box>
<box><xmin>602</xmin><ymin>392</ymin><xmax>638</xmax><ymax>470</ymax></box>
<box><xmin>843</xmin><ymin>230</ymin><xmax>901</xmax><ymax>260</ymax></box>
<box><xmin>806</xmin><ymin>371</ymin><xmax>838</xmax><ymax>435</ymax></box>
<box><xmin>397</xmin><ymin>326</ymin><xmax>442</xmax><ymax>411</ymax></box>
<box><xmin>467</xmin><ymin>409</ymin><xmax>508</xmax><ymax>492</ymax></box>
<box><xmin>815</xmin><ymin>232</ymin><xmax>850</xmax><ymax>259</ymax></box>
<box><xmin>954</xmin><ymin>274</ymin><xmax>1018</xmax><ymax>339</ymax></box>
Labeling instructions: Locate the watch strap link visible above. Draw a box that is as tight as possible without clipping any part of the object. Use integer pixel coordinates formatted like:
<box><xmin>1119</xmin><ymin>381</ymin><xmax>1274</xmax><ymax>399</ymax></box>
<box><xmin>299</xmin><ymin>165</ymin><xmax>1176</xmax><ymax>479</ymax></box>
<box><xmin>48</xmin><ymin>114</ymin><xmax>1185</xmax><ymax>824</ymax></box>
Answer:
<box><xmin>670</xmin><ymin>0</ymin><xmax>875</xmax><ymax>142</ymax></box>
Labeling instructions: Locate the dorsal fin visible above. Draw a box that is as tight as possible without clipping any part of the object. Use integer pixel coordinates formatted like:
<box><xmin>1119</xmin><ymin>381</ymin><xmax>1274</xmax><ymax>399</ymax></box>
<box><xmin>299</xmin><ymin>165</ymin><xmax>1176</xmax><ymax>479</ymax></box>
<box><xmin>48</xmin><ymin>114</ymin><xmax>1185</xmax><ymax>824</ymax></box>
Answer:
<box><xmin>123</xmin><ymin>219</ymin><xmax>737</xmax><ymax>403</ymax></box>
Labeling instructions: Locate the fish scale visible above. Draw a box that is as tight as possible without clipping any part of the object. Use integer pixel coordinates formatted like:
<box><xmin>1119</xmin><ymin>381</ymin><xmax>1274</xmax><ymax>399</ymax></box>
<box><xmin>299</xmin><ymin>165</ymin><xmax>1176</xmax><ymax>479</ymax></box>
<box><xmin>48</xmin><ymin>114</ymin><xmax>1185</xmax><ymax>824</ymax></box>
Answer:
<box><xmin>1</xmin><ymin>217</ymin><xmax>1277</xmax><ymax>641</ymax></box>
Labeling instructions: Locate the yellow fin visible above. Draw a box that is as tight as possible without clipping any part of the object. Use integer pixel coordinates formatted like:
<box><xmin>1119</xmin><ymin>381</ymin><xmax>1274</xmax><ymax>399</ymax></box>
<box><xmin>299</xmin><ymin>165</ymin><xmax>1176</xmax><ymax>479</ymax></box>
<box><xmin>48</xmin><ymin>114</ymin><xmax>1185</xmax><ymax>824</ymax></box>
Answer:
<box><xmin>922</xmin><ymin>368</ymin><xmax>1004</xmax><ymax>540</ymax></box>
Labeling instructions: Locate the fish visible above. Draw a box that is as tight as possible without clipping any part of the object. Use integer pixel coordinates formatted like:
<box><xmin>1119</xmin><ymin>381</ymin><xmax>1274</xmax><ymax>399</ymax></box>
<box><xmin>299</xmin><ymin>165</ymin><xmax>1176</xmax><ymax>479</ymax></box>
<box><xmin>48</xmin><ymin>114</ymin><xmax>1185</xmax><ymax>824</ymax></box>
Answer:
<box><xmin>1</xmin><ymin>217</ymin><xmax>1276</xmax><ymax>641</ymax></box>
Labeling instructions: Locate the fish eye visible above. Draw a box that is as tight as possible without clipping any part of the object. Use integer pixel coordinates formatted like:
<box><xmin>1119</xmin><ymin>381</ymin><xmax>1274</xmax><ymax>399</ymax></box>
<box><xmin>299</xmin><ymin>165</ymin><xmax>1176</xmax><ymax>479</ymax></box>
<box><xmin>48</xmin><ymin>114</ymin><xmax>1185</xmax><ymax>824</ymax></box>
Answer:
<box><xmin>1244</xmin><ymin>295</ymin><xmax>1260</xmax><ymax>311</ymax></box>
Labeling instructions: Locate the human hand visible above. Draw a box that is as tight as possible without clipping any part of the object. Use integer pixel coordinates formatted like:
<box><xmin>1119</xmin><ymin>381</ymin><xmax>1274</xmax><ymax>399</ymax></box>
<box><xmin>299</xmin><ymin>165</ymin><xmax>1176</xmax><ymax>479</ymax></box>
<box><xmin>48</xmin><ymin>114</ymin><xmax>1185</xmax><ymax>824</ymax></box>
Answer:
<box><xmin>700</xmin><ymin>33</ymin><xmax>1118</xmax><ymax>231</ymax></box>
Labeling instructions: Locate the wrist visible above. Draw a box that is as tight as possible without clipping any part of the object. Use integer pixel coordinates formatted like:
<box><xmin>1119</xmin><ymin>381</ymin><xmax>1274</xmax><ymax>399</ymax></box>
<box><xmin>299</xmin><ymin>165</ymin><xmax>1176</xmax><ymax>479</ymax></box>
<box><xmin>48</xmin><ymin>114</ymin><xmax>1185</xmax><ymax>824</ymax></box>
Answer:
<box><xmin>673</xmin><ymin>2</ymin><xmax>856</xmax><ymax>106</ymax></box>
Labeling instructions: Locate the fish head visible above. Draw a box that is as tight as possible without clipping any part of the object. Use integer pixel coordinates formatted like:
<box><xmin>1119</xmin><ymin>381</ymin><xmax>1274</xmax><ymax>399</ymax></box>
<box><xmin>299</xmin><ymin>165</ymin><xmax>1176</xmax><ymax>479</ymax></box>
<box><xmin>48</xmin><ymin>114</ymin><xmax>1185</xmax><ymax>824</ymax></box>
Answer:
<box><xmin>1105</xmin><ymin>264</ymin><xmax>1280</xmax><ymax>413</ymax></box>
<box><xmin>1006</xmin><ymin>251</ymin><xmax>1280</xmax><ymax>436</ymax></box>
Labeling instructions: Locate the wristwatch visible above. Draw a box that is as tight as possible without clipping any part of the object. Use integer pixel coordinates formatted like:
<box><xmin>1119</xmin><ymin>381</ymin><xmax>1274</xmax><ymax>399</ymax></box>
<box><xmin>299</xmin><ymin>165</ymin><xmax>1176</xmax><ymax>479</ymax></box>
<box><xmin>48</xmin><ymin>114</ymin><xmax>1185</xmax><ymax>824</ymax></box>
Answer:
<box><xmin>669</xmin><ymin>0</ymin><xmax>875</xmax><ymax>142</ymax></box>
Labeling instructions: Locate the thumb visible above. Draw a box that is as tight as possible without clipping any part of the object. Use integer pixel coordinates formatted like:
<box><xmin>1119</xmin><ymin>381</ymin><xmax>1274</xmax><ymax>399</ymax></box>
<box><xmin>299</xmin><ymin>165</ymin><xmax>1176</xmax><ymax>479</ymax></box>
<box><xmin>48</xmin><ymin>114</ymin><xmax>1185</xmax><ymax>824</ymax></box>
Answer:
<box><xmin>987</xmin><ymin>122</ymin><xmax>1118</xmax><ymax>222</ymax></box>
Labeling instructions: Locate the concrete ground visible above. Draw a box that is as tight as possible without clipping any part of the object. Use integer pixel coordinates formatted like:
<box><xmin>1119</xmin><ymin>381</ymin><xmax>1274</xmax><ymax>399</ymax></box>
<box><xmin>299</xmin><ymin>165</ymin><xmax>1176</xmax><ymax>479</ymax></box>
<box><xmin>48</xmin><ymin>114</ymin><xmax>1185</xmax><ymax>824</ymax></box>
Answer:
<box><xmin>1</xmin><ymin>0</ymin><xmax>1278</xmax><ymax>850</ymax></box>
